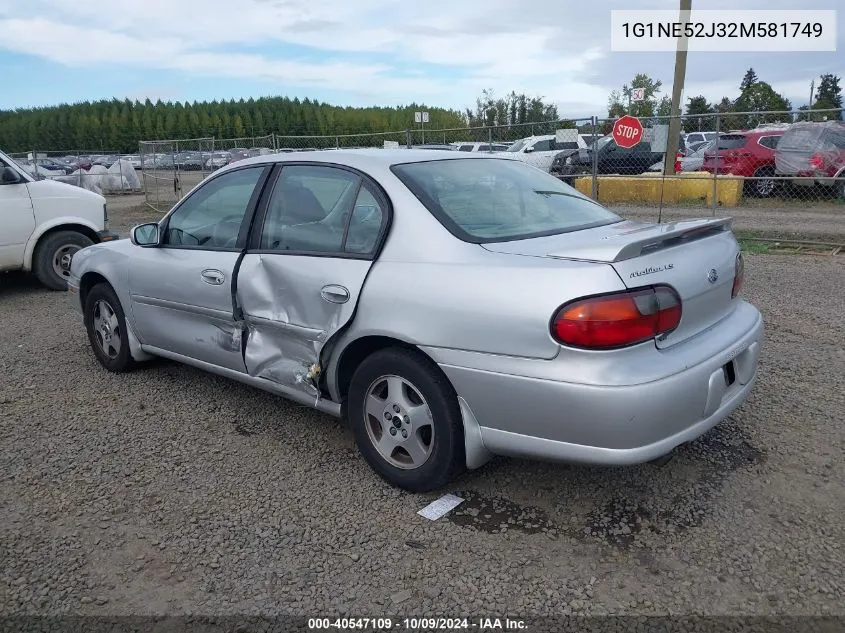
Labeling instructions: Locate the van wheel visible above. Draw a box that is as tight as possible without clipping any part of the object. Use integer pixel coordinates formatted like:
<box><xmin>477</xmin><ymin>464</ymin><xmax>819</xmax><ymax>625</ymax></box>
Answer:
<box><xmin>34</xmin><ymin>231</ymin><xmax>94</xmax><ymax>290</ymax></box>
<box><xmin>346</xmin><ymin>348</ymin><xmax>465</xmax><ymax>492</ymax></box>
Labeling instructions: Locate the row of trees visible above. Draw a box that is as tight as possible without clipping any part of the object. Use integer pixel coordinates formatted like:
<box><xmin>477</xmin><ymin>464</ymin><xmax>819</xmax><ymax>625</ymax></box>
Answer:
<box><xmin>2</xmin><ymin>69</ymin><xmax>841</xmax><ymax>153</ymax></box>
<box><xmin>465</xmin><ymin>90</ymin><xmax>561</xmax><ymax>127</ymax></box>
<box><xmin>0</xmin><ymin>97</ymin><xmax>468</xmax><ymax>153</ymax></box>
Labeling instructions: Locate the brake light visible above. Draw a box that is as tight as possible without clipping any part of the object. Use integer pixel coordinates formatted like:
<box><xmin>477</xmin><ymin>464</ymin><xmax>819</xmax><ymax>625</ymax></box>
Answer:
<box><xmin>732</xmin><ymin>252</ymin><xmax>744</xmax><ymax>298</ymax></box>
<box><xmin>550</xmin><ymin>286</ymin><xmax>682</xmax><ymax>350</ymax></box>
<box><xmin>809</xmin><ymin>153</ymin><xmax>825</xmax><ymax>170</ymax></box>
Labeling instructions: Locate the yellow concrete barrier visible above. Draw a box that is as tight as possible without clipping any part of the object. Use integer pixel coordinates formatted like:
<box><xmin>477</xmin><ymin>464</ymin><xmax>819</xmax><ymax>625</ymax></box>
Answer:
<box><xmin>570</xmin><ymin>172</ymin><xmax>744</xmax><ymax>207</ymax></box>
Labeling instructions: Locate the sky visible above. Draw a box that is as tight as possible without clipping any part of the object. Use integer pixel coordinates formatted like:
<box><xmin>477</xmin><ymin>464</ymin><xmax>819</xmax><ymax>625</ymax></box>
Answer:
<box><xmin>0</xmin><ymin>0</ymin><xmax>842</xmax><ymax>119</ymax></box>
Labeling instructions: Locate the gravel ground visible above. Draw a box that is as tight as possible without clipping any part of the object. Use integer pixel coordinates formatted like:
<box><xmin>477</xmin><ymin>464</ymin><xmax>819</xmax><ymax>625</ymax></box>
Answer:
<box><xmin>1</xmin><ymin>203</ymin><xmax>844</xmax><ymax>620</ymax></box>
<box><xmin>615</xmin><ymin>203</ymin><xmax>845</xmax><ymax>242</ymax></box>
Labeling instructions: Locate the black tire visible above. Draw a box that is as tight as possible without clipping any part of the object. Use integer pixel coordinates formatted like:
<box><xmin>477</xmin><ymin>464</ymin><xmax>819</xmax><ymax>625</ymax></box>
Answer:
<box><xmin>34</xmin><ymin>230</ymin><xmax>94</xmax><ymax>290</ymax></box>
<box><xmin>746</xmin><ymin>166</ymin><xmax>777</xmax><ymax>198</ymax></box>
<box><xmin>84</xmin><ymin>283</ymin><xmax>135</xmax><ymax>373</ymax></box>
<box><xmin>347</xmin><ymin>347</ymin><xmax>465</xmax><ymax>492</ymax></box>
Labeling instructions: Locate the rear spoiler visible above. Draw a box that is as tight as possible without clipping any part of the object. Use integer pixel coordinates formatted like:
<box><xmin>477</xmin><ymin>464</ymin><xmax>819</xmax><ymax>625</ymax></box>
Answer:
<box><xmin>548</xmin><ymin>217</ymin><xmax>734</xmax><ymax>263</ymax></box>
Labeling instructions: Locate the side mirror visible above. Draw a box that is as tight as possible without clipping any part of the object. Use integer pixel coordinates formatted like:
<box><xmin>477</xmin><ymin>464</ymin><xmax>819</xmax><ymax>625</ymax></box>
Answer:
<box><xmin>523</xmin><ymin>146</ymin><xmax>534</xmax><ymax>153</ymax></box>
<box><xmin>1</xmin><ymin>166</ymin><xmax>21</xmax><ymax>185</ymax></box>
<box><xmin>131</xmin><ymin>223</ymin><xmax>160</xmax><ymax>247</ymax></box>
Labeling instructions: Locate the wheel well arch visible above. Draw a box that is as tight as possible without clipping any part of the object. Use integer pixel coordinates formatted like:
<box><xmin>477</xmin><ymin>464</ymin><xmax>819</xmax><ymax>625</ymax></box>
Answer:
<box><xmin>333</xmin><ymin>335</ymin><xmax>442</xmax><ymax>403</ymax></box>
<box><xmin>31</xmin><ymin>224</ymin><xmax>100</xmax><ymax>267</ymax></box>
<box><xmin>78</xmin><ymin>271</ymin><xmax>111</xmax><ymax>309</ymax></box>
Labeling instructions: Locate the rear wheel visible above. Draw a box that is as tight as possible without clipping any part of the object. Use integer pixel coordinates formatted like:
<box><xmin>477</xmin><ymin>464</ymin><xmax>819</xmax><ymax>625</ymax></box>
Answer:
<box><xmin>84</xmin><ymin>283</ymin><xmax>135</xmax><ymax>373</ymax></box>
<box><xmin>747</xmin><ymin>166</ymin><xmax>777</xmax><ymax>198</ymax></box>
<box><xmin>346</xmin><ymin>348</ymin><xmax>465</xmax><ymax>492</ymax></box>
<box><xmin>34</xmin><ymin>230</ymin><xmax>94</xmax><ymax>290</ymax></box>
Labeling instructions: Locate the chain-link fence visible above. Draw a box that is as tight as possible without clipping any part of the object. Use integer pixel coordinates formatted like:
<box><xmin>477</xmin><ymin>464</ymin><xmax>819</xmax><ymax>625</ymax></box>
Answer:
<box><xmin>6</xmin><ymin>149</ymin><xmax>143</xmax><ymax>195</ymax></box>
<box><xmin>274</xmin><ymin>130</ymin><xmax>409</xmax><ymax>151</ymax></box>
<box><xmin>139</xmin><ymin>137</ymin><xmax>215</xmax><ymax>211</ymax></box>
<box><xmin>131</xmin><ymin>107</ymin><xmax>843</xmax><ymax>214</ymax></box>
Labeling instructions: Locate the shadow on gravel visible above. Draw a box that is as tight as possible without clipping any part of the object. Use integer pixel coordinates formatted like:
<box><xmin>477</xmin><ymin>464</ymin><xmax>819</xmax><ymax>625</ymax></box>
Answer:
<box><xmin>0</xmin><ymin>271</ymin><xmax>46</xmax><ymax>297</ymax></box>
<box><xmin>448</xmin><ymin>422</ymin><xmax>766</xmax><ymax>549</ymax></box>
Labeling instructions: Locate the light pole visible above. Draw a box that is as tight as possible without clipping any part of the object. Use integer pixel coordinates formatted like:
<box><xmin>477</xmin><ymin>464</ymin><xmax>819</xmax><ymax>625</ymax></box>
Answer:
<box><xmin>663</xmin><ymin>0</ymin><xmax>692</xmax><ymax>175</ymax></box>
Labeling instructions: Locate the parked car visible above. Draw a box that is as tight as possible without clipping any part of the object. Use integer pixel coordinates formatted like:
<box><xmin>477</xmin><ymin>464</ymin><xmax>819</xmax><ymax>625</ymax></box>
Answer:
<box><xmin>68</xmin><ymin>149</ymin><xmax>761</xmax><ymax>492</ymax></box>
<box><xmin>452</xmin><ymin>142</ymin><xmax>511</xmax><ymax>152</ymax></box>
<box><xmin>500</xmin><ymin>134</ymin><xmax>586</xmax><ymax>172</ymax></box>
<box><xmin>774</xmin><ymin>121</ymin><xmax>845</xmax><ymax>197</ymax></box>
<box><xmin>684</xmin><ymin>131</ymin><xmax>718</xmax><ymax>147</ymax></box>
<box><xmin>205</xmin><ymin>152</ymin><xmax>232</xmax><ymax>170</ymax></box>
<box><xmin>0</xmin><ymin>148</ymin><xmax>118</xmax><ymax>290</ymax></box>
<box><xmin>554</xmin><ymin>133</ymin><xmax>685</xmax><ymax>178</ymax></box>
<box><xmin>248</xmin><ymin>147</ymin><xmax>274</xmax><ymax>158</ymax></box>
<box><xmin>227</xmin><ymin>148</ymin><xmax>251</xmax><ymax>163</ymax></box>
<box><xmin>701</xmin><ymin>130</ymin><xmax>783</xmax><ymax>197</ymax></box>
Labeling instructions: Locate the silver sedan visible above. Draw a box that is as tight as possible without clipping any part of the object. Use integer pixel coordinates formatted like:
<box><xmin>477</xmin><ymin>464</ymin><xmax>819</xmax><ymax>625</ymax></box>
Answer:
<box><xmin>68</xmin><ymin>150</ymin><xmax>763</xmax><ymax>492</ymax></box>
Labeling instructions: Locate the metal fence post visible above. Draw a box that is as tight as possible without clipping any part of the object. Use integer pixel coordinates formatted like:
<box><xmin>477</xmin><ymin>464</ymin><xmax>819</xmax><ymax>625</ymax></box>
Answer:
<box><xmin>712</xmin><ymin>112</ymin><xmax>720</xmax><ymax>215</ymax></box>
<box><xmin>488</xmin><ymin>126</ymin><xmax>493</xmax><ymax>149</ymax></box>
<box><xmin>405</xmin><ymin>129</ymin><xmax>411</xmax><ymax>149</ymax></box>
<box><xmin>590</xmin><ymin>116</ymin><xmax>598</xmax><ymax>200</ymax></box>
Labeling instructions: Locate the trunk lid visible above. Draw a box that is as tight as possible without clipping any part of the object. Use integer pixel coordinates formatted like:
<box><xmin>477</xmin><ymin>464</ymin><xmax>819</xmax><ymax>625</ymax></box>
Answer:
<box><xmin>482</xmin><ymin>218</ymin><xmax>739</xmax><ymax>349</ymax></box>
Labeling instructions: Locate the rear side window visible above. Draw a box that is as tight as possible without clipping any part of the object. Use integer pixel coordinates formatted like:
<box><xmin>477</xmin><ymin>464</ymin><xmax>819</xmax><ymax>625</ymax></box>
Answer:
<box><xmin>717</xmin><ymin>135</ymin><xmax>747</xmax><ymax>150</ymax></box>
<box><xmin>392</xmin><ymin>158</ymin><xmax>620</xmax><ymax>243</ymax></box>
<box><xmin>259</xmin><ymin>165</ymin><xmax>359</xmax><ymax>254</ymax></box>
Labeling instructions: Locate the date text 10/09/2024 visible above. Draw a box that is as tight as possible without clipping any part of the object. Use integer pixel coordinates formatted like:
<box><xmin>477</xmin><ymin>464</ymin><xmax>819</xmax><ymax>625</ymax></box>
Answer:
<box><xmin>307</xmin><ymin>617</ymin><xmax>527</xmax><ymax>630</ymax></box>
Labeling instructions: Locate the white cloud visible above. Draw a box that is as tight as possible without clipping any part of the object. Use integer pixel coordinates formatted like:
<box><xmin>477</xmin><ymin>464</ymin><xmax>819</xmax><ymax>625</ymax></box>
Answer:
<box><xmin>0</xmin><ymin>0</ymin><xmax>609</xmax><ymax>111</ymax></box>
<box><xmin>0</xmin><ymin>0</ymin><xmax>840</xmax><ymax>115</ymax></box>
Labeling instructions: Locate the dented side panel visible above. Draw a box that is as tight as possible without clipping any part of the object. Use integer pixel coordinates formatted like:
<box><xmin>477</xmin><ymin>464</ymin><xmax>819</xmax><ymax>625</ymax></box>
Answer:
<box><xmin>237</xmin><ymin>253</ymin><xmax>372</xmax><ymax>394</ymax></box>
<box><xmin>128</xmin><ymin>248</ymin><xmax>247</xmax><ymax>372</ymax></box>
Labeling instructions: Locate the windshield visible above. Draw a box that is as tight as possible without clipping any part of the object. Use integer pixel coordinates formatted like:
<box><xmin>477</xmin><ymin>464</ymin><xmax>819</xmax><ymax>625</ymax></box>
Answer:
<box><xmin>391</xmin><ymin>158</ymin><xmax>621</xmax><ymax>243</ymax></box>
<box><xmin>595</xmin><ymin>135</ymin><xmax>613</xmax><ymax>150</ymax></box>
<box><xmin>505</xmin><ymin>139</ymin><xmax>529</xmax><ymax>152</ymax></box>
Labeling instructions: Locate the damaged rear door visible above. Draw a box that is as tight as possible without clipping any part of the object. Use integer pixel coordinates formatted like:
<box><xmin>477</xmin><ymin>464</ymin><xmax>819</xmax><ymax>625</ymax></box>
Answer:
<box><xmin>236</xmin><ymin>163</ymin><xmax>390</xmax><ymax>396</ymax></box>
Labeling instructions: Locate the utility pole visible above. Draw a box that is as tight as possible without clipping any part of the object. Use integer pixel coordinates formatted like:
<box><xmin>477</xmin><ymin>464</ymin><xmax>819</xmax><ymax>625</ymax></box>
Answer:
<box><xmin>663</xmin><ymin>0</ymin><xmax>692</xmax><ymax>175</ymax></box>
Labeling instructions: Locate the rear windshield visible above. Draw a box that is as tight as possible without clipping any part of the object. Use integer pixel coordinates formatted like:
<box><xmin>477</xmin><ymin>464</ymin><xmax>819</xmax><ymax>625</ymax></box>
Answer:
<box><xmin>391</xmin><ymin>158</ymin><xmax>621</xmax><ymax>243</ymax></box>
<box><xmin>716</xmin><ymin>134</ymin><xmax>747</xmax><ymax>149</ymax></box>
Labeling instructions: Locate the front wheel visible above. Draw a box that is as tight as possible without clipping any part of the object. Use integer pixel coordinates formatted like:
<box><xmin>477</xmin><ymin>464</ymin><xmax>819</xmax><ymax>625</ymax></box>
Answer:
<box><xmin>34</xmin><ymin>230</ymin><xmax>94</xmax><ymax>290</ymax></box>
<box><xmin>346</xmin><ymin>348</ymin><xmax>465</xmax><ymax>492</ymax></box>
<box><xmin>84</xmin><ymin>283</ymin><xmax>135</xmax><ymax>373</ymax></box>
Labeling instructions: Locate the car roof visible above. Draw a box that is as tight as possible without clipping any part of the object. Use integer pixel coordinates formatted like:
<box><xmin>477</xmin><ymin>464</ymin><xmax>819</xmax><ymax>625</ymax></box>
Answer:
<box><xmin>218</xmin><ymin>148</ymin><xmax>519</xmax><ymax>172</ymax></box>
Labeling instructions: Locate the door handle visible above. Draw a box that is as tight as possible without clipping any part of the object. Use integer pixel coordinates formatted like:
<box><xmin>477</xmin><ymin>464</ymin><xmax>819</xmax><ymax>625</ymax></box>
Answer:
<box><xmin>320</xmin><ymin>284</ymin><xmax>350</xmax><ymax>304</ymax></box>
<box><xmin>201</xmin><ymin>269</ymin><xmax>225</xmax><ymax>285</ymax></box>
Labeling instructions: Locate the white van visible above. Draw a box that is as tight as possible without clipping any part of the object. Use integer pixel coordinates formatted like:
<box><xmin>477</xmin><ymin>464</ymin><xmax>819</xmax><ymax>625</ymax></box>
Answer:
<box><xmin>0</xmin><ymin>149</ymin><xmax>118</xmax><ymax>290</ymax></box>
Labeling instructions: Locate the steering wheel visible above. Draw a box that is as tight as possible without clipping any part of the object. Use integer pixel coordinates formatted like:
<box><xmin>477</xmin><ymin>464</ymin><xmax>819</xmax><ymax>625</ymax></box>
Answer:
<box><xmin>213</xmin><ymin>215</ymin><xmax>244</xmax><ymax>247</ymax></box>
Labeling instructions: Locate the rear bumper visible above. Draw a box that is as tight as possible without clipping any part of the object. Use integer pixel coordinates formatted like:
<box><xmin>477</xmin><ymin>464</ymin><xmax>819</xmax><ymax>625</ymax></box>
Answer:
<box><xmin>431</xmin><ymin>302</ymin><xmax>763</xmax><ymax>466</ymax></box>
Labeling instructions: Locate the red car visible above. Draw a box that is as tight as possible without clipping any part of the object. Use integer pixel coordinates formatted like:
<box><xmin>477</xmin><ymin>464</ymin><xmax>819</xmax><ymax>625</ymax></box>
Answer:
<box><xmin>702</xmin><ymin>130</ymin><xmax>783</xmax><ymax>197</ymax></box>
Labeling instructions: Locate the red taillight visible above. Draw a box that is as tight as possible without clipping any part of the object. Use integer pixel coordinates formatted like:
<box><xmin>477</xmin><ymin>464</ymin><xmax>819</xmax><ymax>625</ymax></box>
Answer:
<box><xmin>550</xmin><ymin>286</ymin><xmax>682</xmax><ymax>350</ymax></box>
<box><xmin>809</xmin><ymin>153</ymin><xmax>825</xmax><ymax>170</ymax></box>
<box><xmin>732</xmin><ymin>252</ymin><xmax>744</xmax><ymax>298</ymax></box>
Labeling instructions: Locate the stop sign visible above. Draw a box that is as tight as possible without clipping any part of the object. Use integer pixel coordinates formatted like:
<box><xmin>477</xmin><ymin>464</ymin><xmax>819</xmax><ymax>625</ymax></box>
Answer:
<box><xmin>612</xmin><ymin>115</ymin><xmax>643</xmax><ymax>149</ymax></box>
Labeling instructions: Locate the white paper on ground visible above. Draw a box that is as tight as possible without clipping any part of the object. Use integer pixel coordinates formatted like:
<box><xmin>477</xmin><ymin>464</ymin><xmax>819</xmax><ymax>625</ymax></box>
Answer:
<box><xmin>417</xmin><ymin>494</ymin><xmax>464</xmax><ymax>520</ymax></box>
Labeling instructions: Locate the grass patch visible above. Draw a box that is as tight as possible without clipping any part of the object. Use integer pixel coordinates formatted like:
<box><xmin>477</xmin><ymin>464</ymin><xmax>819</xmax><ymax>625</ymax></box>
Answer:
<box><xmin>738</xmin><ymin>239</ymin><xmax>771</xmax><ymax>254</ymax></box>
